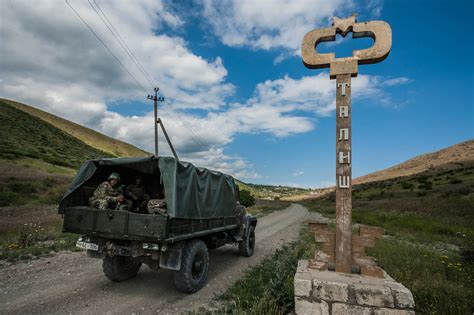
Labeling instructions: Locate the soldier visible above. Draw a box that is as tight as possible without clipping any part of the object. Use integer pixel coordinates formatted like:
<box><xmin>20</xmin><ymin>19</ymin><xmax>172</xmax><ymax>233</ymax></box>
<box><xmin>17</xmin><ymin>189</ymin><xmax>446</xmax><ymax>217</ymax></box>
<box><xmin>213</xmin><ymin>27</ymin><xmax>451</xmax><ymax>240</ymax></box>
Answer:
<box><xmin>125</xmin><ymin>177</ymin><xmax>150</xmax><ymax>213</ymax></box>
<box><xmin>89</xmin><ymin>173</ymin><xmax>126</xmax><ymax>210</ymax></box>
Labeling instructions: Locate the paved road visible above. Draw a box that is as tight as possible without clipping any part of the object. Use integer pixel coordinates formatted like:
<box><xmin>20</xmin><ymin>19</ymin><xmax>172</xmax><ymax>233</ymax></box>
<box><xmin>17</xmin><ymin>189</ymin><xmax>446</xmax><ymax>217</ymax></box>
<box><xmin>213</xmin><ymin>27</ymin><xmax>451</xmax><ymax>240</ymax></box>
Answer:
<box><xmin>0</xmin><ymin>204</ymin><xmax>309</xmax><ymax>314</ymax></box>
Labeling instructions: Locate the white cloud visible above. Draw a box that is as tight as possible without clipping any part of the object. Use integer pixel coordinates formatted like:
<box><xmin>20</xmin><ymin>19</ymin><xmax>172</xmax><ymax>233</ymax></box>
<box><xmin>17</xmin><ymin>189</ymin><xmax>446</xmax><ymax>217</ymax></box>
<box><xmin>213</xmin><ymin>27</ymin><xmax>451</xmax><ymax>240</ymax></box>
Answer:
<box><xmin>0</xmin><ymin>1</ymin><xmax>408</xmax><ymax>181</ymax></box>
<box><xmin>365</xmin><ymin>0</ymin><xmax>383</xmax><ymax>18</ymax></box>
<box><xmin>200</xmin><ymin>0</ymin><xmax>353</xmax><ymax>54</ymax></box>
<box><xmin>0</xmin><ymin>0</ymin><xmax>233</xmax><ymax>116</ymax></box>
<box><xmin>293</xmin><ymin>171</ymin><xmax>305</xmax><ymax>177</ymax></box>
<box><xmin>381</xmin><ymin>77</ymin><xmax>412</xmax><ymax>86</ymax></box>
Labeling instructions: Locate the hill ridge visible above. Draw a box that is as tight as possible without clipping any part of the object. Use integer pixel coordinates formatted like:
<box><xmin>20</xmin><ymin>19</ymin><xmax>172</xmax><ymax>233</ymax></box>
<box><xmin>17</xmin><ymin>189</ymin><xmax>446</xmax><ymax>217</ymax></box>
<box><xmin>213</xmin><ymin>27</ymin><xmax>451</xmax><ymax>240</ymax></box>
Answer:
<box><xmin>0</xmin><ymin>100</ymin><xmax>114</xmax><ymax>169</ymax></box>
<box><xmin>354</xmin><ymin>139</ymin><xmax>474</xmax><ymax>184</ymax></box>
<box><xmin>0</xmin><ymin>98</ymin><xmax>149</xmax><ymax>158</ymax></box>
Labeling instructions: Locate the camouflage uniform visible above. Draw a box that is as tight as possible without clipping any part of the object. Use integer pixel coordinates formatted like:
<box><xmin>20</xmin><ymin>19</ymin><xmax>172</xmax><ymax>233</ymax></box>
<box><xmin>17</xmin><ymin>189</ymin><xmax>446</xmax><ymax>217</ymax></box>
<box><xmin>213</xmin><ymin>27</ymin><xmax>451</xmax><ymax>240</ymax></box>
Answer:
<box><xmin>125</xmin><ymin>184</ymin><xmax>150</xmax><ymax>213</ymax></box>
<box><xmin>89</xmin><ymin>181</ymin><xmax>122</xmax><ymax>210</ymax></box>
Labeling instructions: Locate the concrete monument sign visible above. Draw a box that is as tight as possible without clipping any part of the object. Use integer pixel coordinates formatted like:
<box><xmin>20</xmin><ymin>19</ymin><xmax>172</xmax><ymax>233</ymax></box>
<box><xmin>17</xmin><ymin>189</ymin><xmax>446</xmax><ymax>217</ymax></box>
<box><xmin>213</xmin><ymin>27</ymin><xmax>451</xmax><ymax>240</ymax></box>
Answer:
<box><xmin>294</xmin><ymin>15</ymin><xmax>414</xmax><ymax>315</ymax></box>
<box><xmin>302</xmin><ymin>14</ymin><xmax>392</xmax><ymax>274</ymax></box>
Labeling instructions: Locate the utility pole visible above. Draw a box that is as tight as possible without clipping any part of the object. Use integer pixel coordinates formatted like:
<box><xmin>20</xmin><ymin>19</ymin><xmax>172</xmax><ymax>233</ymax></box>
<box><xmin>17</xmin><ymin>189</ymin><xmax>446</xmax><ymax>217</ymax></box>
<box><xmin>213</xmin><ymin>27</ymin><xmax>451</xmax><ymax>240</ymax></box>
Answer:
<box><xmin>147</xmin><ymin>87</ymin><xmax>164</xmax><ymax>156</ymax></box>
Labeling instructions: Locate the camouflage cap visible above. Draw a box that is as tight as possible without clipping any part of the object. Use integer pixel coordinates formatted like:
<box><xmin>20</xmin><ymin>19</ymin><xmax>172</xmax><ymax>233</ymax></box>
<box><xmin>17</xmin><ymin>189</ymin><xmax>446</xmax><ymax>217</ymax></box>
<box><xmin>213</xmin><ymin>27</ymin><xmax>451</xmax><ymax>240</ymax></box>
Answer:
<box><xmin>108</xmin><ymin>172</ymin><xmax>121</xmax><ymax>181</ymax></box>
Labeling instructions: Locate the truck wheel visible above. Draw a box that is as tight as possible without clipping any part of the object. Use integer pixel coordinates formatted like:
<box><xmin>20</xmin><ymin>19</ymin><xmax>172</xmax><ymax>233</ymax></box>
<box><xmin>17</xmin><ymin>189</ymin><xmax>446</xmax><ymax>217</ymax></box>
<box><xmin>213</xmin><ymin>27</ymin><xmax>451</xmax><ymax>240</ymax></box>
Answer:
<box><xmin>102</xmin><ymin>256</ymin><xmax>141</xmax><ymax>282</ymax></box>
<box><xmin>174</xmin><ymin>239</ymin><xmax>209</xmax><ymax>293</ymax></box>
<box><xmin>239</xmin><ymin>225</ymin><xmax>255</xmax><ymax>257</ymax></box>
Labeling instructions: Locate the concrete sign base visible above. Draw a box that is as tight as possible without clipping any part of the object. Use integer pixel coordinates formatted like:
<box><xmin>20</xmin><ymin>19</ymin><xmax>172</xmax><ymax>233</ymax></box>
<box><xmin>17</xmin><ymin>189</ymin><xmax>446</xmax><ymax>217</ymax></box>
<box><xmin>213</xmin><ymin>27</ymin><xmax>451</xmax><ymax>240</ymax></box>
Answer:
<box><xmin>294</xmin><ymin>260</ymin><xmax>415</xmax><ymax>315</ymax></box>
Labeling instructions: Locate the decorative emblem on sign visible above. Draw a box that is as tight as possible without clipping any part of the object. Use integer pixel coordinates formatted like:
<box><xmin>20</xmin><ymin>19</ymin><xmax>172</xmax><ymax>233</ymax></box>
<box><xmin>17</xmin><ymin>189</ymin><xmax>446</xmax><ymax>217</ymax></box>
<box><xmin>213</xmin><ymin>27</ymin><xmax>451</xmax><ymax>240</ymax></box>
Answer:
<box><xmin>302</xmin><ymin>14</ymin><xmax>392</xmax><ymax>77</ymax></box>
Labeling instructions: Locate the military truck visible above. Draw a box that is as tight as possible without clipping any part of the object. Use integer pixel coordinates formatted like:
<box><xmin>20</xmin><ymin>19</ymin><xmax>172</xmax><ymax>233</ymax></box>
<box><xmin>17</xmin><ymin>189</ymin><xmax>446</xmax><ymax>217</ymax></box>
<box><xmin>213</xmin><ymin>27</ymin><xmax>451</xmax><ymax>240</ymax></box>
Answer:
<box><xmin>59</xmin><ymin>156</ymin><xmax>257</xmax><ymax>293</ymax></box>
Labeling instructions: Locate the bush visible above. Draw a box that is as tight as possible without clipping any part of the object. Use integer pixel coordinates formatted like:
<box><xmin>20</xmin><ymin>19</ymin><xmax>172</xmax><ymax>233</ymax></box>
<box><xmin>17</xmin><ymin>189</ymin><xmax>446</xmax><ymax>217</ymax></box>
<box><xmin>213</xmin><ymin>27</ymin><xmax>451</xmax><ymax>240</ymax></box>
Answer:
<box><xmin>418</xmin><ymin>181</ymin><xmax>433</xmax><ymax>190</ymax></box>
<box><xmin>9</xmin><ymin>182</ymin><xmax>38</xmax><ymax>194</ymax></box>
<box><xmin>240</xmin><ymin>190</ymin><xmax>256</xmax><ymax>207</ymax></box>
<box><xmin>449</xmin><ymin>177</ymin><xmax>463</xmax><ymax>184</ymax></box>
<box><xmin>0</xmin><ymin>190</ymin><xmax>17</xmax><ymax>206</ymax></box>
<box><xmin>458</xmin><ymin>186</ymin><xmax>472</xmax><ymax>196</ymax></box>
<box><xmin>417</xmin><ymin>191</ymin><xmax>427</xmax><ymax>197</ymax></box>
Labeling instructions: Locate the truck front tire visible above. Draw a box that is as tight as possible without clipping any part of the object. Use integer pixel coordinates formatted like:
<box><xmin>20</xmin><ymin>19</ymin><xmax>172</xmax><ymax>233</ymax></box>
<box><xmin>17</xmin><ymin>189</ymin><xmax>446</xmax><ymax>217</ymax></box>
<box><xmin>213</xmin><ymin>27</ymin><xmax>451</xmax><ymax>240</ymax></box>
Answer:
<box><xmin>174</xmin><ymin>239</ymin><xmax>209</xmax><ymax>293</ymax></box>
<box><xmin>102</xmin><ymin>255</ymin><xmax>141</xmax><ymax>282</ymax></box>
<box><xmin>239</xmin><ymin>225</ymin><xmax>255</xmax><ymax>257</ymax></box>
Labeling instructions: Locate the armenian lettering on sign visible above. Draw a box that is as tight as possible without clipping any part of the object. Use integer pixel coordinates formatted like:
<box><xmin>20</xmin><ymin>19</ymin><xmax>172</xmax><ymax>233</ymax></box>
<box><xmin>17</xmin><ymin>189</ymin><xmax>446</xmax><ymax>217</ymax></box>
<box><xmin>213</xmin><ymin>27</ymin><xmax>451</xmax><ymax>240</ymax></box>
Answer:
<box><xmin>337</xmin><ymin>82</ymin><xmax>351</xmax><ymax>189</ymax></box>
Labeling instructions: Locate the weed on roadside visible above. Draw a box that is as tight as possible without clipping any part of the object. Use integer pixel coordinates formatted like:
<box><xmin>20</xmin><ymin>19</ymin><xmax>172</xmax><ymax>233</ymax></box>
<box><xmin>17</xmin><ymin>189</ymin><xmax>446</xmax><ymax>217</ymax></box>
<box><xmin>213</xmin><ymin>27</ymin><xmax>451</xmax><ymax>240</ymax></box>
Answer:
<box><xmin>368</xmin><ymin>238</ymin><xmax>474</xmax><ymax>314</ymax></box>
<box><xmin>0</xmin><ymin>219</ymin><xmax>79</xmax><ymax>262</ymax></box>
<box><xmin>214</xmin><ymin>228</ymin><xmax>317</xmax><ymax>314</ymax></box>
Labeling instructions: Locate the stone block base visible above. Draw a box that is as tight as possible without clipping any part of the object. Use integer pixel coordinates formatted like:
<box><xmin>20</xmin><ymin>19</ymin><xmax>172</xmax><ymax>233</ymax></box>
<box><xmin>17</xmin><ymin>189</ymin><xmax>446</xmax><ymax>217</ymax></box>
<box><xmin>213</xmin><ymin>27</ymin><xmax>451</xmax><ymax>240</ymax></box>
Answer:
<box><xmin>294</xmin><ymin>260</ymin><xmax>415</xmax><ymax>315</ymax></box>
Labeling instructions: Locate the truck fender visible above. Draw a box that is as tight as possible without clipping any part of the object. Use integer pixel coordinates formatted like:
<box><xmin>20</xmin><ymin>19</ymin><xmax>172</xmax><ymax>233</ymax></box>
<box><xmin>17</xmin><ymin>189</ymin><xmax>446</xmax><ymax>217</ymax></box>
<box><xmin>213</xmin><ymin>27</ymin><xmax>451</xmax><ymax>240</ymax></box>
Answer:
<box><xmin>242</xmin><ymin>215</ymin><xmax>257</xmax><ymax>239</ymax></box>
<box><xmin>159</xmin><ymin>241</ymin><xmax>185</xmax><ymax>271</ymax></box>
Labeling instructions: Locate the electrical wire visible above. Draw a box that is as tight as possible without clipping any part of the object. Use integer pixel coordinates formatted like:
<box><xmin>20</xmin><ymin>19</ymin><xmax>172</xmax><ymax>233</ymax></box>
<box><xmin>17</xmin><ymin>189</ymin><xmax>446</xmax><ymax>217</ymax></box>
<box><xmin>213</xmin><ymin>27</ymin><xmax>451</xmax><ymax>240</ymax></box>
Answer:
<box><xmin>68</xmin><ymin>0</ymin><xmax>214</xmax><ymax>153</ymax></box>
<box><xmin>65</xmin><ymin>0</ymin><xmax>148</xmax><ymax>94</ymax></box>
<box><xmin>89</xmin><ymin>0</ymin><xmax>156</xmax><ymax>88</ymax></box>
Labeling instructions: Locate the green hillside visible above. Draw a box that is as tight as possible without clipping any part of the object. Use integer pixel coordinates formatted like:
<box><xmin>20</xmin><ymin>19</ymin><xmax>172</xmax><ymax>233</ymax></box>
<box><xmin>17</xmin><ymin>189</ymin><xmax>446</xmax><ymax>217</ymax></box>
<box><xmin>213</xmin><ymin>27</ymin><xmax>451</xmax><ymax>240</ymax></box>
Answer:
<box><xmin>1</xmin><ymin>98</ymin><xmax>148</xmax><ymax>157</ymax></box>
<box><xmin>302</xmin><ymin>164</ymin><xmax>474</xmax><ymax>314</ymax></box>
<box><xmin>0</xmin><ymin>100</ymin><xmax>113</xmax><ymax>169</ymax></box>
<box><xmin>236</xmin><ymin>179</ymin><xmax>311</xmax><ymax>199</ymax></box>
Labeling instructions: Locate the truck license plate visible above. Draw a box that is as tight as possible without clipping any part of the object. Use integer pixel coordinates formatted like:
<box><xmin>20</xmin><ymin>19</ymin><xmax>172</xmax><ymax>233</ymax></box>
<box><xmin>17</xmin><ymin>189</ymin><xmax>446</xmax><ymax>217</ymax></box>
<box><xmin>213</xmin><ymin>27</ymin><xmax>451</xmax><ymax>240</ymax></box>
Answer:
<box><xmin>76</xmin><ymin>241</ymin><xmax>99</xmax><ymax>251</ymax></box>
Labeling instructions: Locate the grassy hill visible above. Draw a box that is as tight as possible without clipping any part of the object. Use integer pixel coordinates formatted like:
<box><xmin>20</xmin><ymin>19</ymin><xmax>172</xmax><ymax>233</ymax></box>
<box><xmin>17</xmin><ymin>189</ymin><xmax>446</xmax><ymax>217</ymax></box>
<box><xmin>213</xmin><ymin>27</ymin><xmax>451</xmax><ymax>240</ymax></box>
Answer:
<box><xmin>0</xmin><ymin>100</ymin><xmax>120</xmax><ymax>207</ymax></box>
<box><xmin>354</xmin><ymin>139</ymin><xmax>474</xmax><ymax>184</ymax></box>
<box><xmin>236</xmin><ymin>180</ymin><xmax>311</xmax><ymax>199</ymax></box>
<box><xmin>0</xmin><ymin>100</ymin><xmax>114</xmax><ymax>169</ymax></box>
<box><xmin>1</xmin><ymin>98</ymin><xmax>148</xmax><ymax>157</ymax></box>
<box><xmin>287</xmin><ymin>140</ymin><xmax>474</xmax><ymax>201</ymax></box>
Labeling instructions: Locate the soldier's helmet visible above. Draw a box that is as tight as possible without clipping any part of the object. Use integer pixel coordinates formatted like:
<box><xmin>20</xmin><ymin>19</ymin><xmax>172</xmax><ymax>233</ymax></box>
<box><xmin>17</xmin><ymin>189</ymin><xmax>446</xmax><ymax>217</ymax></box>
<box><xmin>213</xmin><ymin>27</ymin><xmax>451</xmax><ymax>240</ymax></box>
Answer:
<box><xmin>108</xmin><ymin>172</ymin><xmax>121</xmax><ymax>181</ymax></box>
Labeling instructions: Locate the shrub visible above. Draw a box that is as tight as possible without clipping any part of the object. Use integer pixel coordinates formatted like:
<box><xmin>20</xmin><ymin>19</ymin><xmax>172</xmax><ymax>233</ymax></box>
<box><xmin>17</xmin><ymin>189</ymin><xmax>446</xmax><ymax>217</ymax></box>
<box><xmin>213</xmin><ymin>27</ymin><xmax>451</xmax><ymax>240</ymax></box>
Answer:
<box><xmin>418</xmin><ymin>181</ymin><xmax>432</xmax><ymax>190</ymax></box>
<box><xmin>240</xmin><ymin>189</ymin><xmax>256</xmax><ymax>207</ymax></box>
<box><xmin>449</xmin><ymin>177</ymin><xmax>463</xmax><ymax>184</ymax></box>
<box><xmin>0</xmin><ymin>190</ymin><xmax>17</xmax><ymax>206</ymax></box>
<box><xmin>417</xmin><ymin>191</ymin><xmax>427</xmax><ymax>197</ymax></box>
<box><xmin>9</xmin><ymin>182</ymin><xmax>38</xmax><ymax>194</ymax></box>
<box><xmin>458</xmin><ymin>186</ymin><xmax>472</xmax><ymax>196</ymax></box>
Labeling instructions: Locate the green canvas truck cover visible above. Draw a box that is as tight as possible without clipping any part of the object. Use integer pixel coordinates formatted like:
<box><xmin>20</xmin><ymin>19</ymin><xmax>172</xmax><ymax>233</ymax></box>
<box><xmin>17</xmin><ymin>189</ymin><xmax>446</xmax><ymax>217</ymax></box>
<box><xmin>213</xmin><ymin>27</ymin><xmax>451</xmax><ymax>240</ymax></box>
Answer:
<box><xmin>59</xmin><ymin>156</ymin><xmax>238</xmax><ymax>219</ymax></box>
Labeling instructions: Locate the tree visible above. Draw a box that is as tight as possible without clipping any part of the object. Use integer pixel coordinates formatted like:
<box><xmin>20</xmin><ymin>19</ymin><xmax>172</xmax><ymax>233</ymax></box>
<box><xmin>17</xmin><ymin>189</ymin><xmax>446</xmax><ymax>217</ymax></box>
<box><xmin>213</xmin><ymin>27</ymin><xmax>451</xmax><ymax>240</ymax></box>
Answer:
<box><xmin>240</xmin><ymin>189</ymin><xmax>256</xmax><ymax>207</ymax></box>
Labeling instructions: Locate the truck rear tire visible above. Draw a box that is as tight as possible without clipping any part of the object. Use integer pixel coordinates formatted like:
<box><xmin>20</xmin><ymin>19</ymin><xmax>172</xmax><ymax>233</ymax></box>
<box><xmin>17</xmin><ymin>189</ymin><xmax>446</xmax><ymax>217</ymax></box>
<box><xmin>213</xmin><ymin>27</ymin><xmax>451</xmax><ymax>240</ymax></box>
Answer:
<box><xmin>102</xmin><ymin>256</ymin><xmax>141</xmax><ymax>282</ymax></box>
<box><xmin>239</xmin><ymin>225</ymin><xmax>255</xmax><ymax>257</ymax></box>
<box><xmin>174</xmin><ymin>239</ymin><xmax>209</xmax><ymax>293</ymax></box>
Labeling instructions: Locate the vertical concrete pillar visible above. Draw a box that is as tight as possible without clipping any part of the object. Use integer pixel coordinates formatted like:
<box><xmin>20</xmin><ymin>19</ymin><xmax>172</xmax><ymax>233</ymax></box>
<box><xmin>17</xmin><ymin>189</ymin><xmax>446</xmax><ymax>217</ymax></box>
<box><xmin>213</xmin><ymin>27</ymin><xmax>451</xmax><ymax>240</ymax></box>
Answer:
<box><xmin>335</xmin><ymin>74</ymin><xmax>352</xmax><ymax>273</ymax></box>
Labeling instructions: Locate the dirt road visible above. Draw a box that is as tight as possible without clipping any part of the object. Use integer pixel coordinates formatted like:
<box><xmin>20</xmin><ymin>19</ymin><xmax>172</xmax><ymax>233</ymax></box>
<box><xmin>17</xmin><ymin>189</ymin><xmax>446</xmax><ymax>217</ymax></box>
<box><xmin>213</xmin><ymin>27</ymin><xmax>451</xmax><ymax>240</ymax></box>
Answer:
<box><xmin>0</xmin><ymin>204</ymin><xmax>309</xmax><ymax>315</ymax></box>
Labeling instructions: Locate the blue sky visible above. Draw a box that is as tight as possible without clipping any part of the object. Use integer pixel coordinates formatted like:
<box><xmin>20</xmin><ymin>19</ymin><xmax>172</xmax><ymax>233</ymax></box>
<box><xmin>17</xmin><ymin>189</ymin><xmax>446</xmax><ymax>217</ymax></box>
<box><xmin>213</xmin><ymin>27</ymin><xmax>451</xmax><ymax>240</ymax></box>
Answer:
<box><xmin>1</xmin><ymin>0</ymin><xmax>473</xmax><ymax>187</ymax></box>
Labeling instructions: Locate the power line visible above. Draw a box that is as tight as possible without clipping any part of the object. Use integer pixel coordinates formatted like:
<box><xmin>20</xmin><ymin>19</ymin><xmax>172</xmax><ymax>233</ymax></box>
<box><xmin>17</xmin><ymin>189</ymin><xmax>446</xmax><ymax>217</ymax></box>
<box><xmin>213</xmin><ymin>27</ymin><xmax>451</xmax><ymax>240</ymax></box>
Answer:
<box><xmin>87</xmin><ymin>1</ymin><xmax>212</xmax><ymax>152</ymax></box>
<box><xmin>87</xmin><ymin>1</ymin><xmax>214</xmax><ymax>153</ymax></box>
<box><xmin>163</xmin><ymin>107</ymin><xmax>212</xmax><ymax>152</ymax></box>
<box><xmin>89</xmin><ymin>3</ymin><xmax>215</xmax><ymax>152</ymax></box>
<box><xmin>69</xmin><ymin>0</ymin><xmax>214</xmax><ymax>153</ymax></box>
<box><xmin>65</xmin><ymin>0</ymin><xmax>148</xmax><ymax>94</ymax></box>
<box><xmin>89</xmin><ymin>0</ymin><xmax>156</xmax><ymax>88</ymax></box>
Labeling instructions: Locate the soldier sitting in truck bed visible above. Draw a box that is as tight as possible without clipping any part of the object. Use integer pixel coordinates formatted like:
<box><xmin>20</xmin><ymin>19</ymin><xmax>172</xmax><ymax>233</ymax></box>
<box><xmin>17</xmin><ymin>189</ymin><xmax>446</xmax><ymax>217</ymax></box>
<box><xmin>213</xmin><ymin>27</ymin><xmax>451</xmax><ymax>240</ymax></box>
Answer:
<box><xmin>89</xmin><ymin>172</ymin><xmax>127</xmax><ymax>210</ymax></box>
<box><xmin>124</xmin><ymin>177</ymin><xmax>150</xmax><ymax>213</ymax></box>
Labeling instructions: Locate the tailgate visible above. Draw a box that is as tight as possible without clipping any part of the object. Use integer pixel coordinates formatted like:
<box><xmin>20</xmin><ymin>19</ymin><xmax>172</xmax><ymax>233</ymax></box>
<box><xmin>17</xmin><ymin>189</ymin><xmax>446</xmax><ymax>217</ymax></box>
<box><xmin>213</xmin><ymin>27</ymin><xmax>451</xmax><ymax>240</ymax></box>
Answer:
<box><xmin>63</xmin><ymin>206</ymin><xmax>167</xmax><ymax>241</ymax></box>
